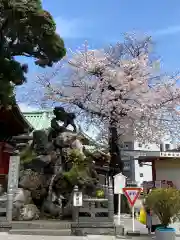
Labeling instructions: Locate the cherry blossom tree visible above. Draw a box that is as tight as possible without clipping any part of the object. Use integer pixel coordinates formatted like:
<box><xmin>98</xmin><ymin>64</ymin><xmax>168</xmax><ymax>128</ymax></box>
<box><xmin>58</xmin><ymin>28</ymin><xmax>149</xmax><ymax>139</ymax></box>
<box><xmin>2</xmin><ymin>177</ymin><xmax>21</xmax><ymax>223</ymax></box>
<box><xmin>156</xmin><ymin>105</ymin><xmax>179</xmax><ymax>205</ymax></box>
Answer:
<box><xmin>38</xmin><ymin>36</ymin><xmax>180</xmax><ymax>174</ymax></box>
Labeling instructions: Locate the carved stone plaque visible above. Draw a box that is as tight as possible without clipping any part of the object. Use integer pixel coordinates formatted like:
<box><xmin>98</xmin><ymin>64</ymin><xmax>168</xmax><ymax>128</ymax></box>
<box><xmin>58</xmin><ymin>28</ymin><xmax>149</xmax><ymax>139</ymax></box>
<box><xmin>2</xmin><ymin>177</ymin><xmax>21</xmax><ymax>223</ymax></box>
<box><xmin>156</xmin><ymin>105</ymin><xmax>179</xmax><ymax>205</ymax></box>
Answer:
<box><xmin>8</xmin><ymin>155</ymin><xmax>20</xmax><ymax>193</ymax></box>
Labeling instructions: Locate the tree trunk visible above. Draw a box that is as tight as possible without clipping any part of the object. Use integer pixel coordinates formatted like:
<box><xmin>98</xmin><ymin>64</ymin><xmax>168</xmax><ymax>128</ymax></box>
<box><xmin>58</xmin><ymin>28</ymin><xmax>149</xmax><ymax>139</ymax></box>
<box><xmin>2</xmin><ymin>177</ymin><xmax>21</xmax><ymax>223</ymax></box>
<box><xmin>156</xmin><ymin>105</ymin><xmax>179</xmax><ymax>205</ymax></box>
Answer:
<box><xmin>108</xmin><ymin>121</ymin><xmax>124</xmax><ymax>177</ymax></box>
<box><xmin>108</xmin><ymin>120</ymin><xmax>124</xmax><ymax>214</ymax></box>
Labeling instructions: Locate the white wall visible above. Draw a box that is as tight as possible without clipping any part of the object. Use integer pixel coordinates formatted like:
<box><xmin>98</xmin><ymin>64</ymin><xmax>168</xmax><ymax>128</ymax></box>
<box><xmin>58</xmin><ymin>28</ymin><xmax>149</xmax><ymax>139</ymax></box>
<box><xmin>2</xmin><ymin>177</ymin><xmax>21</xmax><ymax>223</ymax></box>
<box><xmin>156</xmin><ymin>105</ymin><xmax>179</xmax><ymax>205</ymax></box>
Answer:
<box><xmin>119</xmin><ymin>133</ymin><xmax>178</xmax><ymax>185</ymax></box>
<box><xmin>133</xmin><ymin>142</ymin><xmax>177</xmax><ymax>185</ymax></box>
<box><xmin>134</xmin><ymin>160</ymin><xmax>152</xmax><ymax>186</ymax></box>
<box><xmin>134</xmin><ymin>142</ymin><xmax>156</xmax><ymax>185</ymax></box>
<box><xmin>133</xmin><ymin>142</ymin><xmax>160</xmax><ymax>151</ymax></box>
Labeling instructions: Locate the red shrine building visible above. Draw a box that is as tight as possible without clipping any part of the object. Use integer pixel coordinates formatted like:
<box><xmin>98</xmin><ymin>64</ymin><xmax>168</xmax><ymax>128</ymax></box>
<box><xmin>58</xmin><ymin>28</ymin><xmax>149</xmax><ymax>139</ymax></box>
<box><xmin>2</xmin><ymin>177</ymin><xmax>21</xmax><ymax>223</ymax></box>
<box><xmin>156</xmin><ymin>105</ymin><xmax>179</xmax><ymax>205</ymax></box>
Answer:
<box><xmin>0</xmin><ymin>105</ymin><xmax>32</xmax><ymax>184</ymax></box>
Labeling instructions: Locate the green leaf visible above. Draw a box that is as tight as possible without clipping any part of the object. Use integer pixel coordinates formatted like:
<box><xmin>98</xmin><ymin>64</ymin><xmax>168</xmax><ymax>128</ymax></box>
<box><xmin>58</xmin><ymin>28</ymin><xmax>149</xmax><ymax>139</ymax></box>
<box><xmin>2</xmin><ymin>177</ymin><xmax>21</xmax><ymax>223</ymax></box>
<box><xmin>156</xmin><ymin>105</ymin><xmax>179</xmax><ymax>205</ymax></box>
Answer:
<box><xmin>145</xmin><ymin>188</ymin><xmax>180</xmax><ymax>227</ymax></box>
<box><xmin>0</xmin><ymin>0</ymin><xmax>66</xmax><ymax>106</ymax></box>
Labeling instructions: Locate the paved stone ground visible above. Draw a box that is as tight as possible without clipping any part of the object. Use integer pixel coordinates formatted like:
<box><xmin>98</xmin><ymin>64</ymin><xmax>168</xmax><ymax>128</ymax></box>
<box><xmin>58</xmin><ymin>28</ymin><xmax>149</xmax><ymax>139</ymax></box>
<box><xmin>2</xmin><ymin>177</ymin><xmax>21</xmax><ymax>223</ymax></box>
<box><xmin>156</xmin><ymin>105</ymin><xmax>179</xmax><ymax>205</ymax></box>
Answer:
<box><xmin>2</xmin><ymin>234</ymin><xmax>180</xmax><ymax>240</ymax></box>
<box><xmin>2</xmin><ymin>213</ymin><xmax>180</xmax><ymax>239</ymax></box>
<box><xmin>115</xmin><ymin>214</ymin><xmax>180</xmax><ymax>234</ymax></box>
<box><xmin>0</xmin><ymin>233</ymin><xmax>117</xmax><ymax>240</ymax></box>
<box><xmin>114</xmin><ymin>215</ymin><xmax>148</xmax><ymax>234</ymax></box>
<box><xmin>1</xmin><ymin>232</ymin><xmax>180</xmax><ymax>240</ymax></box>
<box><xmin>114</xmin><ymin>214</ymin><xmax>180</xmax><ymax>239</ymax></box>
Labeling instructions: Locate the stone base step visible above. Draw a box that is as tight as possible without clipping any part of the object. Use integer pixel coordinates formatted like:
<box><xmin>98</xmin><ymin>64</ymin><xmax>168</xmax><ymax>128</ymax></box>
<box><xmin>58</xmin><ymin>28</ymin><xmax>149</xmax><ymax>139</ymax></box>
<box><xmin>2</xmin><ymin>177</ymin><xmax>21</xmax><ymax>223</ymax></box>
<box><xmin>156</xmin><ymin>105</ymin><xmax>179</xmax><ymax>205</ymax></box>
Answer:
<box><xmin>11</xmin><ymin>221</ymin><xmax>71</xmax><ymax>230</ymax></box>
<box><xmin>9</xmin><ymin>229</ymin><xmax>71</xmax><ymax>236</ymax></box>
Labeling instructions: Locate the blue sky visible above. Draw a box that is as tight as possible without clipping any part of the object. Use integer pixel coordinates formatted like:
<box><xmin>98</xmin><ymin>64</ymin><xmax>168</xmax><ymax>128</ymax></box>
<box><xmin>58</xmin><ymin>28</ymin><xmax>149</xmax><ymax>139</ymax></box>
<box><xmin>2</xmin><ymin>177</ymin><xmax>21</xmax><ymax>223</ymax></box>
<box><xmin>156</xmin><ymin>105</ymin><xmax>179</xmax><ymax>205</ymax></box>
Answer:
<box><xmin>18</xmin><ymin>0</ymin><xmax>180</xmax><ymax>109</ymax></box>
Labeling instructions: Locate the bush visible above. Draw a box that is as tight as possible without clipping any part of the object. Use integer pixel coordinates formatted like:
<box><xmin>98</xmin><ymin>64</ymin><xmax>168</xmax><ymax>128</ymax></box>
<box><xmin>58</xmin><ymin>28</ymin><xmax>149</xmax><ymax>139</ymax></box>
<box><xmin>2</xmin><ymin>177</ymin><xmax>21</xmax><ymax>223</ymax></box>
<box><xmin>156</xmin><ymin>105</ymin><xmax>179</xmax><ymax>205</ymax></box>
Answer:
<box><xmin>67</xmin><ymin>149</ymin><xmax>85</xmax><ymax>165</ymax></box>
<box><xmin>145</xmin><ymin>188</ymin><xmax>180</xmax><ymax>227</ymax></box>
<box><xmin>20</xmin><ymin>146</ymin><xmax>37</xmax><ymax>164</ymax></box>
<box><xmin>96</xmin><ymin>189</ymin><xmax>105</xmax><ymax>198</ymax></box>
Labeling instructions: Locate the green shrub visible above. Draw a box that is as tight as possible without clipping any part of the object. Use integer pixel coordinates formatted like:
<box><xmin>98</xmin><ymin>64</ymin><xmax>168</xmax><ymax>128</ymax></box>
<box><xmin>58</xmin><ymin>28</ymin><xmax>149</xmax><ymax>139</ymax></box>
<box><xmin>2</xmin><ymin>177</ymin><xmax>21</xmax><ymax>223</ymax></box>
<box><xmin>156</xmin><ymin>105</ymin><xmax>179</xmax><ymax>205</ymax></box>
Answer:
<box><xmin>145</xmin><ymin>188</ymin><xmax>180</xmax><ymax>227</ymax></box>
<box><xmin>96</xmin><ymin>189</ymin><xmax>105</xmax><ymax>198</ymax></box>
<box><xmin>67</xmin><ymin>149</ymin><xmax>85</xmax><ymax>165</ymax></box>
<box><xmin>20</xmin><ymin>146</ymin><xmax>37</xmax><ymax>164</ymax></box>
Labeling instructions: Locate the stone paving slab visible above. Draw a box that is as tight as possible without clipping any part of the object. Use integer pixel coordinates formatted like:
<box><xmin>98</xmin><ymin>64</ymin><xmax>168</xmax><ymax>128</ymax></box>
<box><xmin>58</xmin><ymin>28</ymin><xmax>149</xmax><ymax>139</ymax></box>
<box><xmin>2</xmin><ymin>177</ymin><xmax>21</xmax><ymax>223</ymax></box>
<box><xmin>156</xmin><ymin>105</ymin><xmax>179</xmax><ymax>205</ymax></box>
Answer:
<box><xmin>87</xmin><ymin>236</ymin><xmax>116</xmax><ymax>240</ymax></box>
<box><xmin>0</xmin><ymin>233</ymin><xmax>117</xmax><ymax>240</ymax></box>
<box><xmin>1</xmin><ymin>232</ymin><xmax>180</xmax><ymax>240</ymax></box>
<box><xmin>116</xmin><ymin>215</ymin><xmax>180</xmax><ymax>235</ymax></box>
<box><xmin>0</xmin><ymin>233</ymin><xmax>87</xmax><ymax>240</ymax></box>
<box><xmin>115</xmin><ymin>216</ymin><xmax>148</xmax><ymax>235</ymax></box>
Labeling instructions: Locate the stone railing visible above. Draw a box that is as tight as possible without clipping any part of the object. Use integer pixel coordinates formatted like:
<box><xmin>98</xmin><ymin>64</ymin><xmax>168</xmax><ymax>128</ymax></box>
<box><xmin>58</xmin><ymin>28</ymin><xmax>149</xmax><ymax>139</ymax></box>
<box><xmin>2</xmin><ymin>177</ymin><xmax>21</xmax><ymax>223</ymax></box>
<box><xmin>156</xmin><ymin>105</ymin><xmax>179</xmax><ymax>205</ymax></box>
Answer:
<box><xmin>72</xmin><ymin>181</ymin><xmax>114</xmax><ymax>224</ymax></box>
<box><xmin>71</xmin><ymin>179</ymin><xmax>125</xmax><ymax>236</ymax></box>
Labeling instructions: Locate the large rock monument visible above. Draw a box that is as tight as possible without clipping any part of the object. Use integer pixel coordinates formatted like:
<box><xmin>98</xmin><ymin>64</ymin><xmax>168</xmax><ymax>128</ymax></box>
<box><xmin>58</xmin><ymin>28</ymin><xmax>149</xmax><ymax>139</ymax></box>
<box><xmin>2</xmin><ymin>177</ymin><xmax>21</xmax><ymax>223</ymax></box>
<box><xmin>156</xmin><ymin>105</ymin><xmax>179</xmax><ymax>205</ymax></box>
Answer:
<box><xmin>11</xmin><ymin>107</ymin><xmax>100</xmax><ymax>220</ymax></box>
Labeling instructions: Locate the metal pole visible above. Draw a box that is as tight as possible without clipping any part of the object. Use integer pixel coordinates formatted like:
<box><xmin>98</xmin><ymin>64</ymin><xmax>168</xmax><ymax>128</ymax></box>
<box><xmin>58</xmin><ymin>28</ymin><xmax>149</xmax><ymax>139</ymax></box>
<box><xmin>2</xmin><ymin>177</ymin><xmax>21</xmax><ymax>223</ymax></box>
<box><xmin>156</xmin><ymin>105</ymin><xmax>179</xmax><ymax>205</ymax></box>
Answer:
<box><xmin>118</xmin><ymin>193</ymin><xmax>121</xmax><ymax>225</ymax></box>
<box><xmin>132</xmin><ymin>206</ymin><xmax>135</xmax><ymax>232</ymax></box>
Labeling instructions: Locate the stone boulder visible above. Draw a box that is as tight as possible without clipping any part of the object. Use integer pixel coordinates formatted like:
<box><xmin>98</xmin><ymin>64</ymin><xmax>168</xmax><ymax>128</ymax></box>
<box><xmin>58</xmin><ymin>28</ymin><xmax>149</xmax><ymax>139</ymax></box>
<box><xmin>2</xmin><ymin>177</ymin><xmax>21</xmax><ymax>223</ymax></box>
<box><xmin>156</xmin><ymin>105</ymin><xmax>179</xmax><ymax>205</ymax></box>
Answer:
<box><xmin>55</xmin><ymin>132</ymin><xmax>77</xmax><ymax>148</ymax></box>
<box><xmin>19</xmin><ymin>169</ymin><xmax>49</xmax><ymax>207</ymax></box>
<box><xmin>42</xmin><ymin>198</ymin><xmax>62</xmax><ymax>218</ymax></box>
<box><xmin>33</xmin><ymin>129</ymin><xmax>54</xmax><ymax>154</ymax></box>
<box><xmin>71</xmin><ymin>139</ymin><xmax>85</xmax><ymax>156</ymax></box>
<box><xmin>22</xmin><ymin>155</ymin><xmax>52</xmax><ymax>174</ymax></box>
<box><xmin>13</xmin><ymin>188</ymin><xmax>32</xmax><ymax>208</ymax></box>
<box><xmin>52</xmin><ymin>172</ymin><xmax>72</xmax><ymax>199</ymax></box>
<box><xmin>19</xmin><ymin>169</ymin><xmax>47</xmax><ymax>191</ymax></box>
<box><xmin>19</xmin><ymin>204</ymin><xmax>40</xmax><ymax>221</ymax></box>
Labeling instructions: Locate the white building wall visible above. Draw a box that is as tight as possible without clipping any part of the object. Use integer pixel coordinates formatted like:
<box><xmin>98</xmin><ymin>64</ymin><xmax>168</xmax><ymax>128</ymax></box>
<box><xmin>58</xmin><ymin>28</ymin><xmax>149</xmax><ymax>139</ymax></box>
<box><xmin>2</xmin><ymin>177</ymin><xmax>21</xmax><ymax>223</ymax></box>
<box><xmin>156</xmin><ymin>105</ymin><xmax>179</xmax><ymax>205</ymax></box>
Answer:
<box><xmin>134</xmin><ymin>142</ymin><xmax>159</xmax><ymax>185</ymax></box>
<box><xmin>119</xmin><ymin>133</ymin><xmax>178</xmax><ymax>185</ymax></box>
<box><xmin>134</xmin><ymin>141</ymin><xmax>178</xmax><ymax>185</ymax></box>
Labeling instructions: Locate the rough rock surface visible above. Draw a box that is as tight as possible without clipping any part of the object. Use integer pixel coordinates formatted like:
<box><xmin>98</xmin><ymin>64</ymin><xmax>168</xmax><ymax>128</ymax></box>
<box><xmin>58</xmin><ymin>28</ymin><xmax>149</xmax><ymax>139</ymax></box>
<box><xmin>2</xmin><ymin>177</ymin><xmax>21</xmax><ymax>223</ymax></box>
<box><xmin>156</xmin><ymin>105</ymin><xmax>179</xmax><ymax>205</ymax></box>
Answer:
<box><xmin>12</xmin><ymin>108</ymin><xmax>102</xmax><ymax>220</ymax></box>
<box><xmin>19</xmin><ymin>204</ymin><xmax>40</xmax><ymax>221</ymax></box>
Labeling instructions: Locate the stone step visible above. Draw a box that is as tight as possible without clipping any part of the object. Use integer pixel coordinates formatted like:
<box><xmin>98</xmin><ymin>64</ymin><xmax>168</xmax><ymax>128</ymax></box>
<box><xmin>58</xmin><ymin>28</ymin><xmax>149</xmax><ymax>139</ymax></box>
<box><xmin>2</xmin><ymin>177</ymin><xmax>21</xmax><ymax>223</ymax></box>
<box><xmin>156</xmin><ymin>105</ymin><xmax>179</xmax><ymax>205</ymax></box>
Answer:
<box><xmin>9</xmin><ymin>229</ymin><xmax>71</xmax><ymax>236</ymax></box>
<box><xmin>11</xmin><ymin>221</ymin><xmax>71</xmax><ymax>230</ymax></box>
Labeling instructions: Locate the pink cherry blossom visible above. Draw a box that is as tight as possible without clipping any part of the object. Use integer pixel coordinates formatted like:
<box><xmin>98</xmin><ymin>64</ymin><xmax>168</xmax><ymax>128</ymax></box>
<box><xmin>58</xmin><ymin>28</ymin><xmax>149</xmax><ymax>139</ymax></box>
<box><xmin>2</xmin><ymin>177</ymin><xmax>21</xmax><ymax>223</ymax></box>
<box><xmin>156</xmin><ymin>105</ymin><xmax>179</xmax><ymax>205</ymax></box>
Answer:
<box><xmin>38</xmin><ymin>36</ymin><xmax>180</xmax><ymax>145</ymax></box>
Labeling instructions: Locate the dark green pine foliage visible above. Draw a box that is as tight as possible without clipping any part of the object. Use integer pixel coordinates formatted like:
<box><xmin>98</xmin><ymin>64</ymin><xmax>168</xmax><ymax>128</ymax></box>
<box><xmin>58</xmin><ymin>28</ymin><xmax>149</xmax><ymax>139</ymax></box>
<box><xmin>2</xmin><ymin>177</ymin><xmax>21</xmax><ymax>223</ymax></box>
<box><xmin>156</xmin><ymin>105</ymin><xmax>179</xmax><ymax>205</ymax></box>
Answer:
<box><xmin>0</xmin><ymin>0</ymin><xmax>66</xmax><ymax>107</ymax></box>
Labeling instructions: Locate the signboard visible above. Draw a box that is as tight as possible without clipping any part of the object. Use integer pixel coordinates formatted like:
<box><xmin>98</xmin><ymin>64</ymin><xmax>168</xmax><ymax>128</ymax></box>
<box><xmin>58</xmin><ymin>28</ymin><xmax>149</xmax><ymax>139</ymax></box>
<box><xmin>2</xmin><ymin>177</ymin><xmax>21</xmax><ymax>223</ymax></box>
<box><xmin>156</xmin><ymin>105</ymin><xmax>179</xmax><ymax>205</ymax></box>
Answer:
<box><xmin>123</xmin><ymin>187</ymin><xmax>141</xmax><ymax>207</ymax></box>
<box><xmin>122</xmin><ymin>150</ymin><xmax>180</xmax><ymax>158</ymax></box>
<box><xmin>160</xmin><ymin>152</ymin><xmax>180</xmax><ymax>158</ymax></box>
<box><xmin>114</xmin><ymin>173</ymin><xmax>126</xmax><ymax>194</ymax></box>
<box><xmin>143</xmin><ymin>180</ymin><xmax>174</xmax><ymax>190</ymax></box>
<box><xmin>121</xmin><ymin>150</ymin><xmax>150</xmax><ymax>157</ymax></box>
<box><xmin>73</xmin><ymin>191</ymin><xmax>83</xmax><ymax>207</ymax></box>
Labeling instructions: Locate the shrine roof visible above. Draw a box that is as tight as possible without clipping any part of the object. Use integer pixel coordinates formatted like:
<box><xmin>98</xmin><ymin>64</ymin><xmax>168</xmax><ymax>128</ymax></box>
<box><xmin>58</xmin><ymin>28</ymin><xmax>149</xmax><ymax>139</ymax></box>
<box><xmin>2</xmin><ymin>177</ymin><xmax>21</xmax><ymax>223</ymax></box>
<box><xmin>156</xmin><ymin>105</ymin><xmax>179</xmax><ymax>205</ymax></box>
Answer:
<box><xmin>22</xmin><ymin>110</ymin><xmax>94</xmax><ymax>145</ymax></box>
<box><xmin>0</xmin><ymin>105</ymin><xmax>33</xmax><ymax>139</ymax></box>
<box><xmin>23</xmin><ymin>110</ymin><xmax>53</xmax><ymax>130</ymax></box>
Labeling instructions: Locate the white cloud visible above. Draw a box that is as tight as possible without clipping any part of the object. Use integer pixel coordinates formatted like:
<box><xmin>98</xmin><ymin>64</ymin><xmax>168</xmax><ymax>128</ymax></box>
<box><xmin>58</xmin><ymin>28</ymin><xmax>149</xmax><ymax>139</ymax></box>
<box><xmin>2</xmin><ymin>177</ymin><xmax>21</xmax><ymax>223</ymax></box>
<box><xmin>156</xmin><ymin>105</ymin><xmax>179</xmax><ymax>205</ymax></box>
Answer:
<box><xmin>18</xmin><ymin>103</ymin><xmax>38</xmax><ymax>112</ymax></box>
<box><xmin>55</xmin><ymin>17</ymin><xmax>92</xmax><ymax>38</ymax></box>
<box><xmin>55</xmin><ymin>17</ymin><xmax>83</xmax><ymax>38</ymax></box>
<box><xmin>150</xmin><ymin>25</ymin><xmax>180</xmax><ymax>37</ymax></box>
